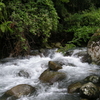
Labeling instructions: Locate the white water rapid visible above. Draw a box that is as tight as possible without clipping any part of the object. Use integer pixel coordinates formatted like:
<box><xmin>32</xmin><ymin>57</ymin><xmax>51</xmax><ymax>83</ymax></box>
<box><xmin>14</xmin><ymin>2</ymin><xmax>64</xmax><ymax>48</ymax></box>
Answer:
<box><xmin>0</xmin><ymin>48</ymin><xmax>100</xmax><ymax>100</ymax></box>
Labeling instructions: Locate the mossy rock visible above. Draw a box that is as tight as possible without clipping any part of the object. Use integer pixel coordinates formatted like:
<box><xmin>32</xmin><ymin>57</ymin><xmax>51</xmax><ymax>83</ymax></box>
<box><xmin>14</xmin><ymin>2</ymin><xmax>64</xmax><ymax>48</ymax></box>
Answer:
<box><xmin>80</xmin><ymin>82</ymin><xmax>99</xmax><ymax>99</ymax></box>
<box><xmin>88</xmin><ymin>32</ymin><xmax>100</xmax><ymax>44</ymax></box>
<box><xmin>39</xmin><ymin>69</ymin><xmax>66</xmax><ymax>84</ymax></box>
<box><xmin>48</xmin><ymin>61</ymin><xmax>62</xmax><ymax>71</ymax></box>
<box><xmin>83</xmin><ymin>75</ymin><xmax>100</xmax><ymax>84</ymax></box>
<box><xmin>1</xmin><ymin>84</ymin><xmax>36</xmax><ymax>99</ymax></box>
<box><xmin>87</xmin><ymin>32</ymin><xmax>100</xmax><ymax>65</ymax></box>
<box><xmin>68</xmin><ymin>82</ymin><xmax>82</xmax><ymax>93</ymax></box>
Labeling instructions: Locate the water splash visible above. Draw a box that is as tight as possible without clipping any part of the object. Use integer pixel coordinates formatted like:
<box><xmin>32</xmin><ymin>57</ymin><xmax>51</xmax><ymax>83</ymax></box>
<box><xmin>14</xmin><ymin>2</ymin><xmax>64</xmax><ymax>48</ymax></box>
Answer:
<box><xmin>0</xmin><ymin>48</ymin><xmax>100</xmax><ymax>100</ymax></box>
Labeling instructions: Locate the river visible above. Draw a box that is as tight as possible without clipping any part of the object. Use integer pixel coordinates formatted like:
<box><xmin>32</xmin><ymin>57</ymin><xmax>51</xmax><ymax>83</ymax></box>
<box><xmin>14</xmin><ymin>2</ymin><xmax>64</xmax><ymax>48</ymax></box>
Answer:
<box><xmin>0</xmin><ymin>48</ymin><xmax>100</xmax><ymax>100</ymax></box>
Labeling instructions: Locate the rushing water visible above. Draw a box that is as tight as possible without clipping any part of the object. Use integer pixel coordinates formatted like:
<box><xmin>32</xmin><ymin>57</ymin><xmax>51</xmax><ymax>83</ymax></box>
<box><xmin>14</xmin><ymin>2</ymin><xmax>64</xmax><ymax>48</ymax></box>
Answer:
<box><xmin>0</xmin><ymin>48</ymin><xmax>100</xmax><ymax>100</ymax></box>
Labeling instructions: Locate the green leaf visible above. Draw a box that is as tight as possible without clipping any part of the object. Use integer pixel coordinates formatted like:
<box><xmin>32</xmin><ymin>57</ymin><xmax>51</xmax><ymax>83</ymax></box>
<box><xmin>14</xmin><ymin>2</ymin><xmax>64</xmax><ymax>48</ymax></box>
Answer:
<box><xmin>0</xmin><ymin>2</ymin><xmax>5</xmax><ymax>8</ymax></box>
<box><xmin>0</xmin><ymin>24</ymin><xmax>6</xmax><ymax>32</ymax></box>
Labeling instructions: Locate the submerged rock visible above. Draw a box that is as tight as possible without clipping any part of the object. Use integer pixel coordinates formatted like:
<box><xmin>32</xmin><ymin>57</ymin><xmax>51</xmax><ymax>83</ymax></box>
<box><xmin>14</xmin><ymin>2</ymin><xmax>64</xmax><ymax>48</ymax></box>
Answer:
<box><xmin>87</xmin><ymin>31</ymin><xmax>100</xmax><ymax>65</ymax></box>
<box><xmin>39</xmin><ymin>69</ymin><xmax>66</xmax><ymax>84</ymax></box>
<box><xmin>80</xmin><ymin>82</ymin><xmax>99</xmax><ymax>99</ymax></box>
<box><xmin>1</xmin><ymin>84</ymin><xmax>36</xmax><ymax>99</ymax></box>
<box><xmin>17</xmin><ymin>70</ymin><xmax>30</xmax><ymax>78</ymax></box>
<box><xmin>68</xmin><ymin>82</ymin><xmax>82</xmax><ymax>93</ymax></box>
<box><xmin>65</xmin><ymin>49</ymin><xmax>74</xmax><ymax>56</ymax></box>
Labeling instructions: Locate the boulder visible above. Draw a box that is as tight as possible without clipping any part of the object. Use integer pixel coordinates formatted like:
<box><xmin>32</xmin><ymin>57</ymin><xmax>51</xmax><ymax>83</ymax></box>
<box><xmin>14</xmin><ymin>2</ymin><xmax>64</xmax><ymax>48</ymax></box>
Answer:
<box><xmin>2</xmin><ymin>84</ymin><xmax>36</xmax><ymax>99</ymax></box>
<box><xmin>65</xmin><ymin>49</ymin><xmax>74</xmax><ymax>56</ymax></box>
<box><xmin>87</xmin><ymin>31</ymin><xmax>100</xmax><ymax>65</ymax></box>
<box><xmin>48</xmin><ymin>61</ymin><xmax>62</xmax><ymax>71</ymax></box>
<box><xmin>75</xmin><ymin>50</ymin><xmax>87</xmax><ymax>57</ymax></box>
<box><xmin>80</xmin><ymin>82</ymin><xmax>99</xmax><ymax>99</ymax></box>
<box><xmin>39</xmin><ymin>69</ymin><xmax>66</xmax><ymax>84</ymax></box>
<box><xmin>80</xmin><ymin>53</ymin><xmax>92</xmax><ymax>63</ymax></box>
<box><xmin>83</xmin><ymin>75</ymin><xmax>100</xmax><ymax>84</ymax></box>
<box><xmin>68</xmin><ymin>82</ymin><xmax>82</xmax><ymax>93</ymax></box>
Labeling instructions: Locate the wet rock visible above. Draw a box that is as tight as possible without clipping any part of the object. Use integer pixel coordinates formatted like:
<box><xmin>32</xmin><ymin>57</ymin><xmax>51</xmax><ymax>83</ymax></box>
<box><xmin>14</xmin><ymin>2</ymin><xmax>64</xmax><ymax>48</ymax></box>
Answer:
<box><xmin>87</xmin><ymin>31</ymin><xmax>100</xmax><ymax>65</ymax></box>
<box><xmin>75</xmin><ymin>50</ymin><xmax>87</xmax><ymax>57</ymax></box>
<box><xmin>30</xmin><ymin>50</ymin><xmax>40</xmax><ymax>56</ymax></box>
<box><xmin>0</xmin><ymin>95</ymin><xmax>17</xmax><ymax>100</ymax></box>
<box><xmin>83</xmin><ymin>75</ymin><xmax>100</xmax><ymax>84</ymax></box>
<box><xmin>54</xmin><ymin>42</ymin><xmax>62</xmax><ymax>48</ymax></box>
<box><xmin>65</xmin><ymin>49</ymin><xmax>74</xmax><ymax>56</ymax></box>
<box><xmin>39</xmin><ymin>49</ymin><xmax>48</xmax><ymax>57</ymax></box>
<box><xmin>68</xmin><ymin>82</ymin><xmax>82</xmax><ymax>93</ymax></box>
<box><xmin>17</xmin><ymin>70</ymin><xmax>30</xmax><ymax>78</ymax></box>
<box><xmin>80</xmin><ymin>54</ymin><xmax>92</xmax><ymax>63</ymax></box>
<box><xmin>48</xmin><ymin>61</ymin><xmax>62</xmax><ymax>71</ymax></box>
<box><xmin>2</xmin><ymin>84</ymin><xmax>36</xmax><ymax>99</ymax></box>
<box><xmin>72</xmin><ymin>50</ymin><xmax>92</xmax><ymax>63</ymax></box>
<box><xmin>39</xmin><ymin>48</ymin><xmax>56</xmax><ymax>57</ymax></box>
<box><xmin>80</xmin><ymin>82</ymin><xmax>99</xmax><ymax>99</ymax></box>
<box><xmin>39</xmin><ymin>69</ymin><xmax>66</xmax><ymax>84</ymax></box>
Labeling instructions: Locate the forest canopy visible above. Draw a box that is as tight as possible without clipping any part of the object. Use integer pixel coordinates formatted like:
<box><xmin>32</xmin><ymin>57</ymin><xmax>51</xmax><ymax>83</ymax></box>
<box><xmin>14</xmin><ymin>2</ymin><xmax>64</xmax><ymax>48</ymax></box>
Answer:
<box><xmin>0</xmin><ymin>0</ymin><xmax>100</xmax><ymax>58</ymax></box>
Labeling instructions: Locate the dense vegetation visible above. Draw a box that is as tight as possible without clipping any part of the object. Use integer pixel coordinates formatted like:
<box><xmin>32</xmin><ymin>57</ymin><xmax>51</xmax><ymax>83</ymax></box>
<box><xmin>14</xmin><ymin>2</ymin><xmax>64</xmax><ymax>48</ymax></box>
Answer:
<box><xmin>0</xmin><ymin>0</ymin><xmax>100</xmax><ymax>58</ymax></box>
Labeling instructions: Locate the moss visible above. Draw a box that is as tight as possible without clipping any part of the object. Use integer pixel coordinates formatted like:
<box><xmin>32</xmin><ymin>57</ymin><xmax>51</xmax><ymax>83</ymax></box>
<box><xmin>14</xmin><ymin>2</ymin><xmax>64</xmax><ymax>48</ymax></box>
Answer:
<box><xmin>90</xmin><ymin>33</ymin><xmax>100</xmax><ymax>42</ymax></box>
<box><xmin>88</xmin><ymin>32</ymin><xmax>100</xmax><ymax>47</ymax></box>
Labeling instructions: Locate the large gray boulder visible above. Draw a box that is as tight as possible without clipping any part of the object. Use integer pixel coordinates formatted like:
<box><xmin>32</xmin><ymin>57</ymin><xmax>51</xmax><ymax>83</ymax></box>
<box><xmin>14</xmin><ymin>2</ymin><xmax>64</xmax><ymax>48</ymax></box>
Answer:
<box><xmin>80</xmin><ymin>82</ymin><xmax>99</xmax><ymax>99</ymax></box>
<box><xmin>1</xmin><ymin>84</ymin><xmax>36</xmax><ymax>99</ymax></box>
<box><xmin>87</xmin><ymin>31</ymin><xmax>100</xmax><ymax>65</ymax></box>
<box><xmin>39</xmin><ymin>69</ymin><xmax>66</xmax><ymax>84</ymax></box>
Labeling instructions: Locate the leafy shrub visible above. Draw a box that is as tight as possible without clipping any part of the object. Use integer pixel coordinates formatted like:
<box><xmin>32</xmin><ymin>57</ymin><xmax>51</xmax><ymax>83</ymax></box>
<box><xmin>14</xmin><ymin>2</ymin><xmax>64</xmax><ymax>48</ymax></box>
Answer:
<box><xmin>8</xmin><ymin>0</ymin><xmax>59</xmax><ymax>44</ymax></box>
<box><xmin>65</xmin><ymin>8</ymin><xmax>100</xmax><ymax>45</ymax></box>
<box><xmin>0</xmin><ymin>2</ymin><xmax>12</xmax><ymax>35</ymax></box>
<box><xmin>57</xmin><ymin>43</ymin><xmax>76</xmax><ymax>53</ymax></box>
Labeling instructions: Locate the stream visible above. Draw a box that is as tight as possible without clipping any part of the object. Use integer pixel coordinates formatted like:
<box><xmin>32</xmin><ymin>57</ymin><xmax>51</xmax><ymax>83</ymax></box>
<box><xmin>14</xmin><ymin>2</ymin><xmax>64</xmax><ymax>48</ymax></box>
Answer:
<box><xmin>0</xmin><ymin>47</ymin><xmax>100</xmax><ymax>100</ymax></box>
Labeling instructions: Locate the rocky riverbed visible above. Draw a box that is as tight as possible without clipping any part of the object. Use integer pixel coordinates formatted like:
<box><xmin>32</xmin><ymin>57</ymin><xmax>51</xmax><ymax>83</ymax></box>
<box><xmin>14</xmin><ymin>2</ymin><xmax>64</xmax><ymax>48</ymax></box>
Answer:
<box><xmin>0</xmin><ymin>48</ymin><xmax>100</xmax><ymax>100</ymax></box>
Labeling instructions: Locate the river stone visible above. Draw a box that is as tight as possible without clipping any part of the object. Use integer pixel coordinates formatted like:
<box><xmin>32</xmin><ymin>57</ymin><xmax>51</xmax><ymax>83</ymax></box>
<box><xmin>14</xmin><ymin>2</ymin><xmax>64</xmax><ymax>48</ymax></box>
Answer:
<box><xmin>3</xmin><ymin>84</ymin><xmax>36</xmax><ymax>99</ymax></box>
<box><xmin>48</xmin><ymin>61</ymin><xmax>62</xmax><ymax>71</ymax></box>
<box><xmin>65</xmin><ymin>49</ymin><xmax>74</xmax><ymax>56</ymax></box>
<box><xmin>17</xmin><ymin>70</ymin><xmax>30</xmax><ymax>78</ymax></box>
<box><xmin>87</xmin><ymin>31</ymin><xmax>100</xmax><ymax>65</ymax></box>
<box><xmin>80</xmin><ymin>82</ymin><xmax>99</xmax><ymax>99</ymax></box>
<box><xmin>83</xmin><ymin>75</ymin><xmax>100</xmax><ymax>84</ymax></box>
<box><xmin>39</xmin><ymin>69</ymin><xmax>66</xmax><ymax>84</ymax></box>
<box><xmin>68</xmin><ymin>82</ymin><xmax>82</xmax><ymax>93</ymax></box>
<box><xmin>80</xmin><ymin>54</ymin><xmax>92</xmax><ymax>63</ymax></box>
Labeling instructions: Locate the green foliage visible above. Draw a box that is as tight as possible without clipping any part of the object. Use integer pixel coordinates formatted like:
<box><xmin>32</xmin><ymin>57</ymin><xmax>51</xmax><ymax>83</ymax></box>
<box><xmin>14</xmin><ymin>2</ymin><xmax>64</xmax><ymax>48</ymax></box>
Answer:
<box><xmin>65</xmin><ymin>8</ymin><xmax>100</xmax><ymax>45</ymax></box>
<box><xmin>0</xmin><ymin>2</ymin><xmax>5</xmax><ymax>11</ymax></box>
<box><xmin>57</xmin><ymin>43</ymin><xmax>76</xmax><ymax>53</ymax></box>
<box><xmin>1</xmin><ymin>0</ymin><xmax>100</xmax><ymax>58</ymax></box>
<box><xmin>8</xmin><ymin>0</ymin><xmax>59</xmax><ymax>44</ymax></box>
<box><xmin>0</xmin><ymin>21</ymin><xmax>12</xmax><ymax>33</ymax></box>
<box><xmin>0</xmin><ymin>2</ymin><xmax>13</xmax><ymax>36</ymax></box>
